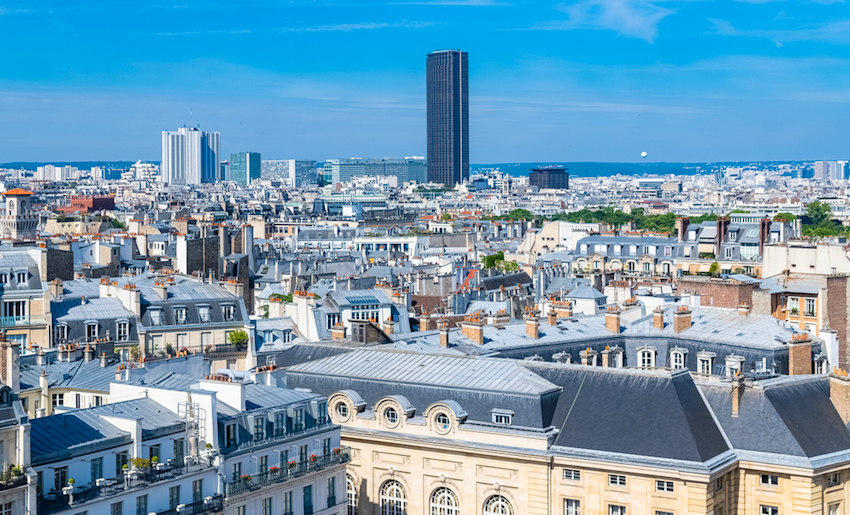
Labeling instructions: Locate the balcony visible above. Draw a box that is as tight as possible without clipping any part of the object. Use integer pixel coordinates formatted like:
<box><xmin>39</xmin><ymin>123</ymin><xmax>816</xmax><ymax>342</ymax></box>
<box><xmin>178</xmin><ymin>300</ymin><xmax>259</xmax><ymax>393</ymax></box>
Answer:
<box><xmin>224</xmin><ymin>448</ymin><xmax>351</xmax><ymax>498</ymax></box>
<box><xmin>0</xmin><ymin>315</ymin><xmax>46</xmax><ymax>328</ymax></box>
<box><xmin>156</xmin><ymin>494</ymin><xmax>223</xmax><ymax>515</ymax></box>
<box><xmin>222</xmin><ymin>417</ymin><xmax>332</xmax><ymax>455</ymax></box>
<box><xmin>37</xmin><ymin>463</ymin><xmax>215</xmax><ymax>515</ymax></box>
<box><xmin>0</xmin><ymin>470</ymin><xmax>26</xmax><ymax>492</ymax></box>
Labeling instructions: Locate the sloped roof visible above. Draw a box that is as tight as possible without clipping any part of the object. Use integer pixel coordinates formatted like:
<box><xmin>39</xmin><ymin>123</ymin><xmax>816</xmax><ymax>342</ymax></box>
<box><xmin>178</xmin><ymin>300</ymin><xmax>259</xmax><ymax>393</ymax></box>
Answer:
<box><xmin>3</xmin><ymin>188</ymin><xmax>33</xmax><ymax>196</ymax></box>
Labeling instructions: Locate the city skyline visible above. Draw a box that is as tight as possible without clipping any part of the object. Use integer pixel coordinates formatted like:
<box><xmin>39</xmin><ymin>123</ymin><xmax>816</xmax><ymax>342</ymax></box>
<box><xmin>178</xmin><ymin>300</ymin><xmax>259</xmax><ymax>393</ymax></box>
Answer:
<box><xmin>1</xmin><ymin>1</ymin><xmax>849</xmax><ymax>163</ymax></box>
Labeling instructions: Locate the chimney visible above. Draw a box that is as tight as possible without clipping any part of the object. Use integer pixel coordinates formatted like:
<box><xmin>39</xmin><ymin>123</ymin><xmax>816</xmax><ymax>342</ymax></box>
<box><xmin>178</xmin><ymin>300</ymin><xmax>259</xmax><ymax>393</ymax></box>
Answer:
<box><xmin>525</xmin><ymin>308</ymin><xmax>540</xmax><ymax>339</ymax></box>
<box><xmin>759</xmin><ymin>217</ymin><xmax>772</xmax><ymax>257</ymax></box>
<box><xmin>547</xmin><ymin>309</ymin><xmax>557</xmax><ymax>326</ymax></box>
<box><xmin>788</xmin><ymin>333</ymin><xmax>812</xmax><ymax>375</ymax></box>
<box><xmin>100</xmin><ymin>352</ymin><xmax>107</xmax><ymax>368</ymax></box>
<box><xmin>674</xmin><ymin>306</ymin><xmax>692</xmax><ymax>334</ymax></box>
<box><xmin>419</xmin><ymin>312</ymin><xmax>430</xmax><ymax>332</ymax></box>
<box><xmin>115</xmin><ymin>365</ymin><xmax>122</xmax><ymax>381</ymax></box>
<box><xmin>738</xmin><ymin>303</ymin><xmax>750</xmax><ymax>317</ymax></box>
<box><xmin>36</xmin><ymin>349</ymin><xmax>45</xmax><ymax>366</ymax></box>
<box><xmin>461</xmin><ymin>314</ymin><xmax>485</xmax><ymax>344</ymax></box>
<box><xmin>152</xmin><ymin>282</ymin><xmax>168</xmax><ymax>301</ymax></box>
<box><xmin>84</xmin><ymin>345</ymin><xmax>93</xmax><ymax>362</ymax></box>
<box><xmin>580</xmin><ymin>348</ymin><xmax>597</xmax><ymax>366</ymax></box>
<box><xmin>383</xmin><ymin>318</ymin><xmax>395</xmax><ymax>336</ymax></box>
<box><xmin>331</xmin><ymin>324</ymin><xmax>346</xmax><ymax>340</ymax></box>
<box><xmin>601</xmin><ymin>346</ymin><xmax>612</xmax><ymax>367</ymax></box>
<box><xmin>653</xmin><ymin>307</ymin><xmax>665</xmax><ymax>330</ymax></box>
<box><xmin>39</xmin><ymin>371</ymin><xmax>48</xmax><ymax>414</ymax></box>
<box><xmin>492</xmin><ymin>309</ymin><xmax>510</xmax><ymax>328</ymax></box>
<box><xmin>716</xmin><ymin>217</ymin><xmax>730</xmax><ymax>258</ymax></box>
<box><xmin>732</xmin><ymin>374</ymin><xmax>743</xmax><ymax>418</ymax></box>
<box><xmin>0</xmin><ymin>332</ymin><xmax>19</xmax><ymax>394</ymax></box>
<box><xmin>48</xmin><ymin>279</ymin><xmax>63</xmax><ymax>298</ymax></box>
<box><xmin>675</xmin><ymin>217</ymin><xmax>690</xmax><ymax>243</ymax></box>
<box><xmin>830</xmin><ymin>371</ymin><xmax>850</xmax><ymax>425</ymax></box>
<box><xmin>605</xmin><ymin>306</ymin><xmax>621</xmax><ymax>334</ymax></box>
<box><xmin>438</xmin><ymin>318</ymin><xmax>450</xmax><ymax>347</ymax></box>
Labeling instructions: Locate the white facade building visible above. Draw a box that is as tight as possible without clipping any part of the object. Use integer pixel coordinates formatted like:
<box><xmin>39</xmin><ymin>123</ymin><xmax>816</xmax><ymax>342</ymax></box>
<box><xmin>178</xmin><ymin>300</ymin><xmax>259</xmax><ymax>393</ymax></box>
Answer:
<box><xmin>161</xmin><ymin>127</ymin><xmax>221</xmax><ymax>185</ymax></box>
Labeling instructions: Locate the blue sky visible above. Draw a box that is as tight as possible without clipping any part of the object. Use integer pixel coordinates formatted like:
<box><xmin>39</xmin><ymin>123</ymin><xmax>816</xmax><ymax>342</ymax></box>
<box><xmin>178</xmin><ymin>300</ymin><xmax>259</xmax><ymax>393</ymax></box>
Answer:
<box><xmin>1</xmin><ymin>0</ymin><xmax>849</xmax><ymax>163</ymax></box>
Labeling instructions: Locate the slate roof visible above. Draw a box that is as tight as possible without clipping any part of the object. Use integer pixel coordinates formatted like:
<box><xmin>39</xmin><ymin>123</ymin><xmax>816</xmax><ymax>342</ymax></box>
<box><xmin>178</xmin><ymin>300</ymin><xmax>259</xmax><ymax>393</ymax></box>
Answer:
<box><xmin>564</xmin><ymin>285</ymin><xmax>606</xmax><ymax>299</ymax></box>
<box><xmin>527</xmin><ymin>364</ymin><xmax>729</xmax><ymax>462</ymax></box>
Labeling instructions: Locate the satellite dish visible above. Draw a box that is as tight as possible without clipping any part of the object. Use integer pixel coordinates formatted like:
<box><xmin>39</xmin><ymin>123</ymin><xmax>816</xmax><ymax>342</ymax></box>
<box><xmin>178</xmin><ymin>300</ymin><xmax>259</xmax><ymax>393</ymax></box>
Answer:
<box><xmin>641</xmin><ymin>152</ymin><xmax>648</xmax><ymax>158</ymax></box>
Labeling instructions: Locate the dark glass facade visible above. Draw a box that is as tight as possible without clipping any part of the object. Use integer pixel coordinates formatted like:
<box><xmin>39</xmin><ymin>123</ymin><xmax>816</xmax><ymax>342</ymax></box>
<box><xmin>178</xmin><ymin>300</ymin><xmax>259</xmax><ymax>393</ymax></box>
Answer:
<box><xmin>529</xmin><ymin>168</ymin><xmax>570</xmax><ymax>190</ymax></box>
<box><xmin>427</xmin><ymin>50</ymin><xmax>468</xmax><ymax>186</ymax></box>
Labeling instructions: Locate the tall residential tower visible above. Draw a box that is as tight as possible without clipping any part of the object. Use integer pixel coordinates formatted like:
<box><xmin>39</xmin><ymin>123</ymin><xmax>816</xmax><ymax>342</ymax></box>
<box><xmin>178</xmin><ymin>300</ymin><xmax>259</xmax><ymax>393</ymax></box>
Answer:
<box><xmin>161</xmin><ymin>127</ymin><xmax>221</xmax><ymax>185</ymax></box>
<box><xmin>230</xmin><ymin>152</ymin><xmax>261</xmax><ymax>185</ymax></box>
<box><xmin>426</xmin><ymin>50</ymin><xmax>468</xmax><ymax>186</ymax></box>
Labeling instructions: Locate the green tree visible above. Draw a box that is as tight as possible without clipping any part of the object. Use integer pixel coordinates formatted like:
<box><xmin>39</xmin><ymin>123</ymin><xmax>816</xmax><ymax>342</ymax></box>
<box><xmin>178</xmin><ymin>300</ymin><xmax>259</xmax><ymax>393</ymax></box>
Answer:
<box><xmin>774</xmin><ymin>212</ymin><xmax>797</xmax><ymax>222</ymax></box>
<box><xmin>708</xmin><ymin>262</ymin><xmax>720</xmax><ymax>276</ymax></box>
<box><xmin>228</xmin><ymin>329</ymin><xmax>249</xmax><ymax>347</ymax></box>
<box><xmin>807</xmin><ymin>201</ymin><xmax>832</xmax><ymax>226</ymax></box>
<box><xmin>440</xmin><ymin>212</ymin><xmax>453</xmax><ymax>221</ymax></box>
<box><xmin>483</xmin><ymin>251</ymin><xmax>505</xmax><ymax>268</ymax></box>
<box><xmin>110</xmin><ymin>218</ymin><xmax>128</xmax><ymax>230</ymax></box>
<box><xmin>498</xmin><ymin>260</ymin><xmax>520</xmax><ymax>272</ymax></box>
<box><xmin>506</xmin><ymin>209</ymin><xmax>533</xmax><ymax>220</ymax></box>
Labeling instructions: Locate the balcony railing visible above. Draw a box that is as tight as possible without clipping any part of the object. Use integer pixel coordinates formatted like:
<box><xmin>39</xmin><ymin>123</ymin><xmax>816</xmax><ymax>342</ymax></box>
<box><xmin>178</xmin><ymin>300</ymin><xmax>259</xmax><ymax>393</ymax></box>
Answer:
<box><xmin>222</xmin><ymin>418</ymin><xmax>332</xmax><ymax>455</ymax></box>
<box><xmin>0</xmin><ymin>315</ymin><xmax>46</xmax><ymax>328</ymax></box>
<box><xmin>0</xmin><ymin>471</ymin><xmax>26</xmax><ymax>492</ymax></box>
<box><xmin>157</xmin><ymin>494</ymin><xmax>223</xmax><ymax>515</ymax></box>
<box><xmin>37</xmin><ymin>463</ymin><xmax>213</xmax><ymax>515</ymax></box>
<box><xmin>224</xmin><ymin>448</ymin><xmax>351</xmax><ymax>498</ymax></box>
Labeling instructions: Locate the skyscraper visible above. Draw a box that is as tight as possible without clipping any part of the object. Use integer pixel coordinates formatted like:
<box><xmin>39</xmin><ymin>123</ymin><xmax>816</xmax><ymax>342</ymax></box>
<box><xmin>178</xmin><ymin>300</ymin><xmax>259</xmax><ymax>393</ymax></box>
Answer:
<box><xmin>161</xmin><ymin>127</ymin><xmax>221</xmax><ymax>185</ymax></box>
<box><xmin>427</xmin><ymin>49</ymin><xmax>468</xmax><ymax>186</ymax></box>
<box><xmin>230</xmin><ymin>152</ymin><xmax>261</xmax><ymax>185</ymax></box>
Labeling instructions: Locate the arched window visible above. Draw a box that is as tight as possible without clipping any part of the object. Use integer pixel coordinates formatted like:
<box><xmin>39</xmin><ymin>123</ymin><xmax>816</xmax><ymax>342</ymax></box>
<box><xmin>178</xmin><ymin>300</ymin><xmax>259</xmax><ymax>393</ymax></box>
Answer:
<box><xmin>639</xmin><ymin>349</ymin><xmax>654</xmax><ymax>368</ymax></box>
<box><xmin>380</xmin><ymin>480</ymin><xmax>406</xmax><ymax>515</ymax></box>
<box><xmin>346</xmin><ymin>474</ymin><xmax>358</xmax><ymax>515</ymax></box>
<box><xmin>672</xmin><ymin>351</ymin><xmax>685</xmax><ymax>369</ymax></box>
<box><xmin>430</xmin><ymin>487</ymin><xmax>459</xmax><ymax>515</ymax></box>
<box><xmin>483</xmin><ymin>495</ymin><xmax>513</xmax><ymax>515</ymax></box>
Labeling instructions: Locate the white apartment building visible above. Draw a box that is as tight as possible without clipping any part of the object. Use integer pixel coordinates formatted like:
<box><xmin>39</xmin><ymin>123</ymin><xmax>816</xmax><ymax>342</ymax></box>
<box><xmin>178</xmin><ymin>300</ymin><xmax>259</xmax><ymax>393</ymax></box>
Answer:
<box><xmin>161</xmin><ymin>127</ymin><xmax>221</xmax><ymax>186</ymax></box>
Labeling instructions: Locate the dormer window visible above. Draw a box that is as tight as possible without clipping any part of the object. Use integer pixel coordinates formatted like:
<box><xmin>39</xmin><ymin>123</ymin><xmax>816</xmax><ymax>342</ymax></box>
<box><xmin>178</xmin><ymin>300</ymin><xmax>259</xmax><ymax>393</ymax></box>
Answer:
<box><xmin>86</xmin><ymin>322</ymin><xmax>98</xmax><ymax>340</ymax></box>
<box><xmin>222</xmin><ymin>305</ymin><xmax>235</xmax><ymax>321</ymax></box>
<box><xmin>263</xmin><ymin>331</ymin><xmax>273</xmax><ymax>344</ymax></box>
<box><xmin>150</xmin><ymin>309</ymin><xmax>162</xmax><ymax>326</ymax></box>
<box><xmin>198</xmin><ymin>306</ymin><xmax>211</xmax><ymax>323</ymax></box>
<box><xmin>117</xmin><ymin>321</ymin><xmax>129</xmax><ymax>341</ymax></box>
<box><xmin>697</xmin><ymin>351</ymin><xmax>716</xmax><ymax>375</ymax></box>
<box><xmin>671</xmin><ymin>349</ymin><xmax>686</xmax><ymax>369</ymax></box>
<box><xmin>174</xmin><ymin>307</ymin><xmax>187</xmax><ymax>325</ymax></box>
<box><xmin>0</xmin><ymin>274</ymin><xmax>8</xmax><ymax>284</ymax></box>
<box><xmin>492</xmin><ymin>409</ymin><xmax>514</xmax><ymax>425</ymax></box>
<box><xmin>638</xmin><ymin>348</ymin><xmax>655</xmax><ymax>368</ymax></box>
<box><xmin>55</xmin><ymin>324</ymin><xmax>68</xmax><ymax>343</ymax></box>
<box><xmin>16</xmin><ymin>272</ymin><xmax>26</xmax><ymax>284</ymax></box>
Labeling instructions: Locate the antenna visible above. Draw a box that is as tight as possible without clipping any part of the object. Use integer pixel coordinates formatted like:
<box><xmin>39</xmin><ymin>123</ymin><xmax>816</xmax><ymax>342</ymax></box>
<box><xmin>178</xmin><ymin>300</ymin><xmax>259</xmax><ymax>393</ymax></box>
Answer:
<box><xmin>190</xmin><ymin>108</ymin><xmax>193</xmax><ymax>128</ymax></box>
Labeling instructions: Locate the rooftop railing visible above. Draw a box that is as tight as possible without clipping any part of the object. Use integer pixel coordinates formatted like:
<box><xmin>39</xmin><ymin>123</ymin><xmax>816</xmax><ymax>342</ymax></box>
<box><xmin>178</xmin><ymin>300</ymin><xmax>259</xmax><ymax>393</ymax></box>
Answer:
<box><xmin>0</xmin><ymin>315</ymin><xmax>46</xmax><ymax>328</ymax></box>
<box><xmin>0</xmin><ymin>470</ymin><xmax>26</xmax><ymax>492</ymax></box>
<box><xmin>224</xmin><ymin>448</ymin><xmax>350</xmax><ymax>498</ymax></box>
<box><xmin>222</xmin><ymin>417</ymin><xmax>331</xmax><ymax>455</ymax></box>
<box><xmin>156</xmin><ymin>494</ymin><xmax>223</xmax><ymax>515</ymax></box>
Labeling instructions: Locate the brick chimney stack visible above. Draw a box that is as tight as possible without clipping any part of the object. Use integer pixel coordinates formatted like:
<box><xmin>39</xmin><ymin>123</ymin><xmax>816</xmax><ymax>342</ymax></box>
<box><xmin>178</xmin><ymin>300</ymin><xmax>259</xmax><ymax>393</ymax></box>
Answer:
<box><xmin>525</xmin><ymin>307</ymin><xmax>540</xmax><ymax>339</ymax></box>
<box><xmin>738</xmin><ymin>303</ymin><xmax>750</xmax><ymax>317</ymax></box>
<box><xmin>419</xmin><ymin>311</ymin><xmax>431</xmax><ymax>332</ymax></box>
<box><xmin>653</xmin><ymin>307</ymin><xmax>665</xmax><ymax>330</ymax></box>
<box><xmin>605</xmin><ymin>306</ymin><xmax>621</xmax><ymax>334</ymax></box>
<box><xmin>732</xmin><ymin>373</ymin><xmax>744</xmax><ymax>418</ymax></box>
<box><xmin>438</xmin><ymin>317</ymin><xmax>450</xmax><ymax>347</ymax></box>
<box><xmin>830</xmin><ymin>370</ymin><xmax>850</xmax><ymax>425</ymax></box>
<box><xmin>548</xmin><ymin>308</ymin><xmax>558</xmax><ymax>326</ymax></box>
<box><xmin>331</xmin><ymin>323</ymin><xmax>346</xmax><ymax>340</ymax></box>
<box><xmin>788</xmin><ymin>333</ymin><xmax>812</xmax><ymax>375</ymax></box>
<box><xmin>461</xmin><ymin>313</ymin><xmax>485</xmax><ymax>344</ymax></box>
<box><xmin>674</xmin><ymin>306</ymin><xmax>692</xmax><ymax>334</ymax></box>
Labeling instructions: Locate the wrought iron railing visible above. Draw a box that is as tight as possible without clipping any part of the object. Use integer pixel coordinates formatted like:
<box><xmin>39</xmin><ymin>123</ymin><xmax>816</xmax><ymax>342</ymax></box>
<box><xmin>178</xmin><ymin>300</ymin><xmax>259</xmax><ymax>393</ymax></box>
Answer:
<box><xmin>0</xmin><ymin>470</ymin><xmax>26</xmax><ymax>492</ymax></box>
<box><xmin>224</xmin><ymin>448</ymin><xmax>351</xmax><ymax>498</ymax></box>
<box><xmin>221</xmin><ymin>418</ymin><xmax>333</xmax><ymax>455</ymax></box>
<box><xmin>156</xmin><ymin>494</ymin><xmax>223</xmax><ymax>515</ymax></box>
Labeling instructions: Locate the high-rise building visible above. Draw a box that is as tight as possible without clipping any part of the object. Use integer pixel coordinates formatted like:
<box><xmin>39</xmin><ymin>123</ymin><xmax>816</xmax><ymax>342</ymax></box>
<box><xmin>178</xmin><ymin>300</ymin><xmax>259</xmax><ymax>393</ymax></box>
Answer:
<box><xmin>813</xmin><ymin>160</ymin><xmax>847</xmax><ymax>181</ymax></box>
<box><xmin>285</xmin><ymin>160</ymin><xmax>318</xmax><ymax>188</ymax></box>
<box><xmin>322</xmin><ymin>157</ymin><xmax>426</xmax><ymax>185</ymax></box>
<box><xmin>427</xmin><ymin>49</ymin><xmax>468</xmax><ymax>186</ymax></box>
<box><xmin>529</xmin><ymin>167</ymin><xmax>570</xmax><ymax>190</ymax></box>
<box><xmin>161</xmin><ymin>127</ymin><xmax>221</xmax><ymax>185</ymax></box>
<box><xmin>230</xmin><ymin>152</ymin><xmax>261</xmax><ymax>185</ymax></box>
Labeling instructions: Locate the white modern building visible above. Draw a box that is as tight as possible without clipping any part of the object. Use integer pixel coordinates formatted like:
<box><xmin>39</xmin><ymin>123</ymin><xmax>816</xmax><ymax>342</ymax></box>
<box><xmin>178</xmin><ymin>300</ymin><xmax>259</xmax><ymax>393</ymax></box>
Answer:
<box><xmin>161</xmin><ymin>127</ymin><xmax>221</xmax><ymax>186</ymax></box>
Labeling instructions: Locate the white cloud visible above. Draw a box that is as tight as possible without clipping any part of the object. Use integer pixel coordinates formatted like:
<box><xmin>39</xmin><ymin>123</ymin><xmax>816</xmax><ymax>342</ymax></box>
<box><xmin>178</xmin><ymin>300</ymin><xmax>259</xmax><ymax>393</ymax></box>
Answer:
<box><xmin>709</xmin><ymin>18</ymin><xmax>850</xmax><ymax>46</ymax></box>
<box><xmin>540</xmin><ymin>0</ymin><xmax>674</xmax><ymax>42</ymax></box>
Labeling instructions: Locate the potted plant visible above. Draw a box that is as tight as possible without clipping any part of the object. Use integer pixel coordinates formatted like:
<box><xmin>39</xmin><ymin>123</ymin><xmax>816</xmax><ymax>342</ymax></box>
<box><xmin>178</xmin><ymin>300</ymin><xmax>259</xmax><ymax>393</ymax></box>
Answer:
<box><xmin>333</xmin><ymin>447</ymin><xmax>341</xmax><ymax>455</ymax></box>
<box><xmin>309</xmin><ymin>454</ymin><xmax>318</xmax><ymax>463</ymax></box>
<box><xmin>240</xmin><ymin>474</ymin><xmax>251</xmax><ymax>482</ymax></box>
<box><xmin>10</xmin><ymin>466</ymin><xmax>21</xmax><ymax>477</ymax></box>
<box><xmin>67</xmin><ymin>478</ymin><xmax>75</xmax><ymax>485</ymax></box>
<box><xmin>269</xmin><ymin>466</ymin><xmax>280</xmax><ymax>474</ymax></box>
<box><xmin>122</xmin><ymin>464</ymin><xmax>129</xmax><ymax>472</ymax></box>
<box><xmin>288</xmin><ymin>460</ymin><xmax>296</xmax><ymax>469</ymax></box>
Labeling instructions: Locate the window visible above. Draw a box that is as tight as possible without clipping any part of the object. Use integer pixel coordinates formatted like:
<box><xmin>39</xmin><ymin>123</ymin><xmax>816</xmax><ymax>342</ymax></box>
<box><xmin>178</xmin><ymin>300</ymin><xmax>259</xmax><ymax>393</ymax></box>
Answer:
<box><xmin>293</xmin><ymin>408</ymin><xmax>304</xmax><ymax>431</ymax></box>
<box><xmin>760</xmin><ymin>474</ymin><xmax>779</xmax><ymax>486</ymax></box>
<box><xmin>805</xmin><ymin>298</ymin><xmax>816</xmax><ymax>317</ymax></box>
<box><xmin>716</xmin><ymin>478</ymin><xmax>723</xmax><ymax>491</ymax></box>
<box><xmin>283</xmin><ymin>492</ymin><xmax>292</xmax><ymax>515</ymax></box>
<box><xmin>725</xmin><ymin>247</ymin><xmax>733</xmax><ymax>258</ymax></box>
<box><xmin>173</xmin><ymin>439</ymin><xmax>184</xmax><ymax>466</ymax></box>
<box><xmin>347</xmin><ymin>475</ymin><xmax>358</xmax><ymax>515</ymax></box>
<box><xmin>336</xmin><ymin>403</ymin><xmax>349</xmax><ymax>421</ymax></box>
<box><xmin>54</xmin><ymin>465</ymin><xmax>67</xmax><ymax>489</ymax></box>
<box><xmin>829</xmin><ymin>503</ymin><xmax>840</xmax><ymax>515</ymax></box>
<box><xmin>52</xmin><ymin>393</ymin><xmax>63</xmax><ymax>407</ymax></box>
<box><xmin>672</xmin><ymin>352</ymin><xmax>685</xmax><ymax>369</ymax></box>
<box><xmin>656</xmin><ymin>480</ymin><xmax>674</xmax><ymax>492</ymax></box>
<box><xmin>565</xmin><ymin>499</ymin><xmax>580</xmax><ymax>515</ymax></box>
<box><xmin>384</xmin><ymin>407</ymin><xmax>399</xmax><ymax>426</ymax></box>
<box><xmin>94</xmin><ymin>396</ymin><xmax>103</xmax><ymax>406</ymax></box>
<box><xmin>223</xmin><ymin>305</ymin><xmax>235</xmax><ymax>321</ymax></box>
<box><xmin>609</xmin><ymin>506</ymin><xmax>626</xmax><ymax>515</ymax></box>
<box><xmin>657</xmin><ymin>512</ymin><xmax>674</xmax><ymax>515</ymax></box>
<box><xmin>169</xmin><ymin>485</ymin><xmax>180</xmax><ymax>509</ymax></box>
<box><xmin>483</xmin><ymin>495</ymin><xmax>513</xmax><ymax>515</ymax></box>
<box><xmin>16</xmin><ymin>272</ymin><xmax>26</xmax><ymax>283</ymax></box>
<box><xmin>639</xmin><ymin>350</ymin><xmax>654</xmax><ymax>368</ymax></box>
<box><xmin>430</xmin><ymin>487</ymin><xmax>459</xmax><ymax>515</ymax></box>
<box><xmin>111</xmin><ymin>501</ymin><xmax>123</xmax><ymax>515</ymax></box>
<box><xmin>258</xmin><ymin>455</ymin><xmax>268</xmax><ymax>472</ymax></box>
<box><xmin>328</xmin><ymin>476</ymin><xmax>336</xmax><ymax>507</ymax></box>
<box><xmin>117</xmin><ymin>321</ymin><xmax>129</xmax><ymax>341</ymax></box>
<box><xmin>56</xmin><ymin>324</ymin><xmax>68</xmax><ymax>342</ymax></box>
<box><xmin>275</xmin><ymin>412</ymin><xmax>286</xmax><ymax>436</ymax></box>
<box><xmin>232</xmin><ymin>462</ymin><xmax>241</xmax><ymax>481</ymax></box>
<box><xmin>76</xmin><ymin>394</ymin><xmax>81</xmax><ymax>409</ymax></box>
<box><xmin>435</xmin><ymin>412</ymin><xmax>450</xmax><ymax>431</ymax></box>
<box><xmin>493</xmin><ymin>413</ymin><xmax>512</xmax><ymax>425</ymax></box>
<box><xmin>323</xmin><ymin>438</ymin><xmax>331</xmax><ymax>456</ymax></box>
<box><xmin>304</xmin><ymin>485</ymin><xmax>313</xmax><ymax>515</ymax></box>
<box><xmin>198</xmin><ymin>306</ymin><xmax>211</xmax><ymax>323</ymax></box>
<box><xmin>149</xmin><ymin>310</ymin><xmax>162</xmax><ymax>326</ymax></box>
<box><xmin>174</xmin><ymin>308</ymin><xmax>187</xmax><ymax>325</ymax></box>
<box><xmin>564</xmin><ymin>469</ymin><xmax>581</xmax><ymax>481</ymax></box>
<box><xmin>664</xmin><ymin>246</ymin><xmax>672</xmax><ymax>257</ymax></box>
<box><xmin>254</xmin><ymin>416</ymin><xmax>265</xmax><ymax>440</ymax></box>
<box><xmin>299</xmin><ymin>445</ymin><xmax>308</xmax><ymax>463</ymax></box>
<box><xmin>643</xmin><ymin>263</ymin><xmax>651</xmax><ymax>273</ymax></box>
<box><xmin>829</xmin><ymin>472</ymin><xmax>841</xmax><ymax>486</ymax></box>
<box><xmin>699</xmin><ymin>358</ymin><xmax>711</xmax><ymax>375</ymax></box>
<box><xmin>91</xmin><ymin>457</ymin><xmax>103</xmax><ymax>482</ymax></box>
<box><xmin>262</xmin><ymin>497</ymin><xmax>272</xmax><ymax>515</ymax></box>
<box><xmin>225</xmin><ymin>423</ymin><xmax>237</xmax><ymax>448</ymax></box>
<box><xmin>116</xmin><ymin>451</ymin><xmax>128</xmax><ymax>475</ymax></box>
<box><xmin>380</xmin><ymin>480</ymin><xmax>406</xmax><ymax>515</ymax></box>
<box><xmin>136</xmin><ymin>495</ymin><xmax>147</xmax><ymax>515</ymax></box>
<box><xmin>609</xmin><ymin>474</ymin><xmax>627</xmax><ymax>486</ymax></box>
<box><xmin>280</xmin><ymin>450</ymin><xmax>288</xmax><ymax>468</ymax></box>
<box><xmin>760</xmin><ymin>506</ymin><xmax>779</xmax><ymax>515</ymax></box>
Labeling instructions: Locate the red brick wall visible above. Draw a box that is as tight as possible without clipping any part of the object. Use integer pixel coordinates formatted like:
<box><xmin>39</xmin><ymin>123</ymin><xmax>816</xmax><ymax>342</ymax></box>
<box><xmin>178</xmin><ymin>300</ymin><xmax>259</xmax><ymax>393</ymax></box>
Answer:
<box><xmin>677</xmin><ymin>278</ymin><xmax>755</xmax><ymax>309</ymax></box>
<box><xmin>827</xmin><ymin>276</ymin><xmax>848</xmax><ymax>369</ymax></box>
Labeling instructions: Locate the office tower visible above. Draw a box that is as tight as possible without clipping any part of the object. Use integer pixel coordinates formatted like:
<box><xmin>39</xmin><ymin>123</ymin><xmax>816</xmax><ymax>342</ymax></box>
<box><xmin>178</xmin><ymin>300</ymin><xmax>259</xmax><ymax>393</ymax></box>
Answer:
<box><xmin>161</xmin><ymin>127</ymin><xmax>221</xmax><ymax>185</ymax></box>
<box><xmin>829</xmin><ymin>161</ymin><xmax>847</xmax><ymax>181</ymax></box>
<box><xmin>322</xmin><ymin>157</ymin><xmax>426</xmax><ymax>185</ymax></box>
<box><xmin>426</xmin><ymin>49</ymin><xmax>468</xmax><ymax>186</ymax></box>
<box><xmin>285</xmin><ymin>160</ymin><xmax>318</xmax><ymax>188</ymax></box>
<box><xmin>529</xmin><ymin>167</ymin><xmax>569</xmax><ymax>190</ymax></box>
<box><xmin>230</xmin><ymin>152</ymin><xmax>261</xmax><ymax>185</ymax></box>
<box><xmin>814</xmin><ymin>161</ymin><xmax>828</xmax><ymax>181</ymax></box>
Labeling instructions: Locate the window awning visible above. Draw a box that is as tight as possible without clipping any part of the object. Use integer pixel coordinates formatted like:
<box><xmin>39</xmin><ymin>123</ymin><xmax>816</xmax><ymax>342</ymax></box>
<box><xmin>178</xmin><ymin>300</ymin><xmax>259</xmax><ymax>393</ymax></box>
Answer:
<box><xmin>698</xmin><ymin>263</ymin><xmax>712</xmax><ymax>273</ymax></box>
